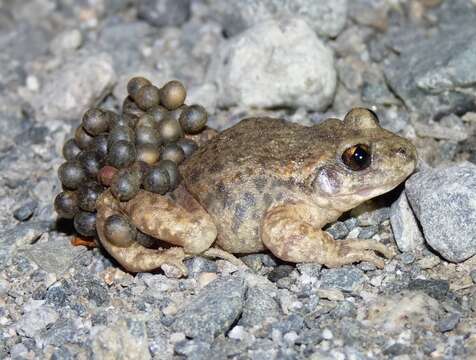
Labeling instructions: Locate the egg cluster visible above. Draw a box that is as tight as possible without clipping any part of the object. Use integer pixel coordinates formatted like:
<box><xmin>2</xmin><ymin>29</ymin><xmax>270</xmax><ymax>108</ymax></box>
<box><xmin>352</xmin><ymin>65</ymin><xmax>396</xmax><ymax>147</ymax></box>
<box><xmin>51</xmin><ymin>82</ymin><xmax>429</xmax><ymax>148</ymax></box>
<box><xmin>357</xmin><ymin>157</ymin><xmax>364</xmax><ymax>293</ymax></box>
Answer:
<box><xmin>54</xmin><ymin>77</ymin><xmax>208</xmax><ymax>238</ymax></box>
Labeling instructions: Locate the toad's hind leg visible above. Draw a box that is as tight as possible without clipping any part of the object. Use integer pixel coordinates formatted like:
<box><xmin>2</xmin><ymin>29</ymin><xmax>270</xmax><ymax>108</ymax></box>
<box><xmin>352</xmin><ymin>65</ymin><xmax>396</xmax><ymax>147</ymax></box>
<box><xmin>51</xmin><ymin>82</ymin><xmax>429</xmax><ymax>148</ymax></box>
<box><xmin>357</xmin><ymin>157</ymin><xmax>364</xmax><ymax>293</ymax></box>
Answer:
<box><xmin>96</xmin><ymin>186</ymin><xmax>217</xmax><ymax>274</ymax></box>
<box><xmin>123</xmin><ymin>186</ymin><xmax>217</xmax><ymax>255</ymax></box>
<box><xmin>261</xmin><ymin>203</ymin><xmax>393</xmax><ymax>269</ymax></box>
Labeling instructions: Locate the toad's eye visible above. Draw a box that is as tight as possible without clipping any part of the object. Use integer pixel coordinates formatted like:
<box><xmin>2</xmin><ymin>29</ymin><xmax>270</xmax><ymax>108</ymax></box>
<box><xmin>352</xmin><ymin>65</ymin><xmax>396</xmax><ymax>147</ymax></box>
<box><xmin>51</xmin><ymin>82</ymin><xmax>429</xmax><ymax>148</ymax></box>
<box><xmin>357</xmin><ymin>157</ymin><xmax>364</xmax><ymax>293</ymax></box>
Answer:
<box><xmin>342</xmin><ymin>144</ymin><xmax>371</xmax><ymax>171</ymax></box>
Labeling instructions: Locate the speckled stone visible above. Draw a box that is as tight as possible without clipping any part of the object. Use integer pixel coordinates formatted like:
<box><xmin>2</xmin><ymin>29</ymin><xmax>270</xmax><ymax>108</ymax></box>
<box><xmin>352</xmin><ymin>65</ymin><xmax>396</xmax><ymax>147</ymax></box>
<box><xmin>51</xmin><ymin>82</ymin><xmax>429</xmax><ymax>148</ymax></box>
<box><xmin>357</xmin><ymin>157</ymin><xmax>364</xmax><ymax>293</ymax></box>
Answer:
<box><xmin>171</xmin><ymin>276</ymin><xmax>246</xmax><ymax>341</ymax></box>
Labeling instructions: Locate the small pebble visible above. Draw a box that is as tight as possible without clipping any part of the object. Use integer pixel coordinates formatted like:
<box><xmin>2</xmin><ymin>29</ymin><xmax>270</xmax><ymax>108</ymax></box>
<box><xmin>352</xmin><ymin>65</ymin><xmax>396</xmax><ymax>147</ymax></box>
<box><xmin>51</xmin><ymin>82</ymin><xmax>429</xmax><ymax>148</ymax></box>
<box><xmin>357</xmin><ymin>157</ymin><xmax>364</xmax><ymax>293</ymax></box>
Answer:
<box><xmin>14</xmin><ymin>201</ymin><xmax>37</xmax><ymax>221</ymax></box>
<box><xmin>470</xmin><ymin>270</ymin><xmax>476</xmax><ymax>284</ymax></box>
<box><xmin>322</xmin><ymin>328</ymin><xmax>333</xmax><ymax>340</ymax></box>
<box><xmin>437</xmin><ymin>313</ymin><xmax>460</xmax><ymax>333</ymax></box>
<box><xmin>417</xmin><ymin>255</ymin><xmax>441</xmax><ymax>269</ymax></box>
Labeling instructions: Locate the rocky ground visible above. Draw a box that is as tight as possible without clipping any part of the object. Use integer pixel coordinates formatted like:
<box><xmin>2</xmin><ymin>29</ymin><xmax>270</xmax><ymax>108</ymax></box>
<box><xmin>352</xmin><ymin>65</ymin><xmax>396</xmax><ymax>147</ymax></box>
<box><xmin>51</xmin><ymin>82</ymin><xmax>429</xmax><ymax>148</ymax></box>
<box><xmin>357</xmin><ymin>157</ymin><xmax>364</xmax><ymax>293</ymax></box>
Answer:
<box><xmin>1</xmin><ymin>0</ymin><xmax>476</xmax><ymax>359</ymax></box>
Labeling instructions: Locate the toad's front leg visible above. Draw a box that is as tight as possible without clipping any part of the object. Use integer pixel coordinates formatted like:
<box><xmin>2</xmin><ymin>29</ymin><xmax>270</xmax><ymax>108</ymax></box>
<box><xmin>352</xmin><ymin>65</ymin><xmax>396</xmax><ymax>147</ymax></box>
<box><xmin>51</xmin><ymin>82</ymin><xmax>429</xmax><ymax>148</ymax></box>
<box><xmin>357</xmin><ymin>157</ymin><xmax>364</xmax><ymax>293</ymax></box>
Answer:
<box><xmin>96</xmin><ymin>186</ymin><xmax>217</xmax><ymax>274</ymax></box>
<box><xmin>261</xmin><ymin>202</ymin><xmax>394</xmax><ymax>269</ymax></box>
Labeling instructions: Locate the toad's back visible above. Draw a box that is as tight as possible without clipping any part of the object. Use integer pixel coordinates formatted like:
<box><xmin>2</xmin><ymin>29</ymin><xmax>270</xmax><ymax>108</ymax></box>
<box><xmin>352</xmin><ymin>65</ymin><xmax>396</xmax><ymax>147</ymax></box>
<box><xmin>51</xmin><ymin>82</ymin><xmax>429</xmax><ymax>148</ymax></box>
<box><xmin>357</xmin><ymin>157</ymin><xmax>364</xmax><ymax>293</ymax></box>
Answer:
<box><xmin>181</xmin><ymin>117</ymin><xmax>333</xmax><ymax>190</ymax></box>
<box><xmin>179</xmin><ymin>117</ymin><xmax>334</xmax><ymax>253</ymax></box>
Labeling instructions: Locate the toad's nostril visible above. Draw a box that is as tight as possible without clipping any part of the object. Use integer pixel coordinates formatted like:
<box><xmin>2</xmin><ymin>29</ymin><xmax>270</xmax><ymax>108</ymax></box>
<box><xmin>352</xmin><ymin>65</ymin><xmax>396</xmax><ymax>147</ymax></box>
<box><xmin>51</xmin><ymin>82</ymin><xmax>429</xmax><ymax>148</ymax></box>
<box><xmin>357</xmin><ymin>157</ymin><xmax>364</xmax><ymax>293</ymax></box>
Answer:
<box><xmin>395</xmin><ymin>147</ymin><xmax>407</xmax><ymax>156</ymax></box>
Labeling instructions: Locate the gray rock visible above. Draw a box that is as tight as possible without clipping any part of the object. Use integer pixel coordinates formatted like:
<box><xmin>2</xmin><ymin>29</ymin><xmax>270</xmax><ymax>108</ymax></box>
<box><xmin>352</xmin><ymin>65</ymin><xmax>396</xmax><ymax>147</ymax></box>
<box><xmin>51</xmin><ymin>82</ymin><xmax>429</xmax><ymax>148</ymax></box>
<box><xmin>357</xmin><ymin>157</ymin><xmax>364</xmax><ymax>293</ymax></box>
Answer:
<box><xmin>361</xmin><ymin>81</ymin><xmax>399</xmax><ymax>106</ymax></box>
<box><xmin>296</xmin><ymin>263</ymin><xmax>322</xmax><ymax>279</ymax></box>
<box><xmin>271</xmin><ymin>314</ymin><xmax>304</xmax><ymax>334</ymax></box>
<box><xmin>437</xmin><ymin>312</ymin><xmax>460</xmax><ymax>333</ymax></box>
<box><xmin>16</xmin><ymin>304</ymin><xmax>59</xmax><ymax>338</ymax></box>
<box><xmin>207</xmin><ymin>18</ymin><xmax>336</xmax><ymax>111</ymax></box>
<box><xmin>239</xmin><ymin>287</ymin><xmax>280</xmax><ymax>327</ymax></box>
<box><xmin>413</xmin><ymin>114</ymin><xmax>468</xmax><ymax>142</ymax></box>
<box><xmin>174</xmin><ymin>339</ymin><xmax>210</xmax><ymax>359</ymax></box>
<box><xmin>172</xmin><ymin>276</ymin><xmax>246</xmax><ymax>341</ymax></box>
<box><xmin>267</xmin><ymin>265</ymin><xmax>294</xmax><ymax>283</ymax></box>
<box><xmin>206</xmin><ymin>0</ymin><xmax>348</xmax><ymax>38</ymax></box>
<box><xmin>390</xmin><ymin>191</ymin><xmax>425</xmax><ymax>252</ymax></box>
<box><xmin>185</xmin><ymin>256</ymin><xmax>218</xmax><ymax>277</ymax></box>
<box><xmin>138</xmin><ymin>0</ymin><xmax>191</xmax><ymax>28</ymax></box>
<box><xmin>49</xmin><ymin>29</ymin><xmax>83</xmax><ymax>55</ymax></box>
<box><xmin>32</xmin><ymin>52</ymin><xmax>115</xmax><ymax>122</ymax></box>
<box><xmin>97</xmin><ymin>21</ymin><xmax>155</xmax><ymax>75</ymax></box>
<box><xmin>22</xmin><ymin>237</ymin><xmax>87</xmax><ymax>276</ymax></box>
<box><xmin>385</xmin><ymin>25</ymin><xmax>476</xmax><ymax>118</ymax></box>
<box><xmin>405</xmin><ymin>163</ymin><xmax>476</xmax><ymax>262</ymax></box>
<box><xmin>470</xmin><ymin>269</ymin><xmax>476</xmax><ymax>284</ymax></box>
<box><xmin>92</xmin><ymin>318</ymin><xmax>151</xmax><ymax>359</ymax></box>
<box><xmin>320</xmin><ymin>267</ymin><xmax>366</xmax><ymax>292</ymax></box>
<box><xmin>0</xmin><ymin>221</ymin><xmax>51</xmax><ymax>270</ymax></box>
<box><xmin>352</xmin><ymin>203</ymin><xmax>390</xmax><ymax>226</ymax></box>
<box><xmin>358</xmin><ymin>226</ymin><xmax>378</xmax><ymax>239</ymax></box>
<box><xmin>37</xmin><ymin>319</ymin><xmax>87</xmax><ymax>348</ymax></box>
<box><xmin>325</xmin><ymin>221</ymin><xmax>349</xmax><ymax>240</ymax></box>
<box><xmin>407</xmin><ymin>279</ymin><xmax>449</xmax><ymax>301</ymax></box>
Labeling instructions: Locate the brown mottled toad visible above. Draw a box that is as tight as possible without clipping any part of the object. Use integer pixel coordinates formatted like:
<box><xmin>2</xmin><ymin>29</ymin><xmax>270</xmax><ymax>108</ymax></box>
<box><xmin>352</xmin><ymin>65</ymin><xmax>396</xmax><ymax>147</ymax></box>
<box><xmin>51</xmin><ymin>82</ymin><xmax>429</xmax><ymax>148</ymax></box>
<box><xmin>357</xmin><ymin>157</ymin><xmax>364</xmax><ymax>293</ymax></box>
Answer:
<box><xmin>96</xmin><ymin>108</ymin><xmax>417</xmax><ymax>275</ymax></box>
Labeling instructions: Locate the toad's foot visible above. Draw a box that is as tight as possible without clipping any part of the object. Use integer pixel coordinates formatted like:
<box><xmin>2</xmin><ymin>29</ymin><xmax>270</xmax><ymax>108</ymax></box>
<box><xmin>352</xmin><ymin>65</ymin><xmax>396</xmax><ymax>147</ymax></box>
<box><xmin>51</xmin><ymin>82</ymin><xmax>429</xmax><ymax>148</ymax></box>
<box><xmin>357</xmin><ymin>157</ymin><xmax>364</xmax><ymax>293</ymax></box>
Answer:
<box><xmin>201</xmin><ymin>247</ymin><xmax>249</xmax><ymax>270</ymax></box>
<box><xmin>96</xmin><ymin>190</ymin><xmax>191</xmax><ymax>275</ymax></box>
<box><xmin>262</xmin><ymin>202</ymin><xmax>393</xmax><ymax>269</ymax></box>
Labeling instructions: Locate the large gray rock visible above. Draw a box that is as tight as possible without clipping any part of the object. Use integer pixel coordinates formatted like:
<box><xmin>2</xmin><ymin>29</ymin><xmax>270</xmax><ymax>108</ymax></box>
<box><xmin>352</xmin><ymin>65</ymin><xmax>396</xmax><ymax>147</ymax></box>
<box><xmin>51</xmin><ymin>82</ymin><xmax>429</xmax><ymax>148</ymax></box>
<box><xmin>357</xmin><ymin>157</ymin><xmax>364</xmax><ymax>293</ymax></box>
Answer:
<box><xmin>172</xmin><ymin>276</ymin><xmax>246</xmax><ymax>341</ymax></box>
<box><xmin>384</xmin><ymin>25</ymin><xmax>476</xmax><ymax>118</ymax></box>
<box><xmin>208</xmin><ymin>18</ymin><xmax>336</xmax><ymax>111</ymax></box>
<box><xmin>405</xmin><ymin>163</ymin><xmax>476</xmax><ymax>262</ymax></box>
<box><xmin>206</xmin><ymin>0</ymin><xmax>348</xmax><ymax>38</ymax></box>
<box><xmin>390</xmin><ymin>191</ymin><xmax>425</xmax><ymax>252</ymax></box>
<box><xmin>22</xmin><ymin>237</ymin><xmax>87</xmax><ymax>276</ymax></box>
<box><xmin>32</xmin><ymin>52</ymin><xmax>116</xmax><ymax>122</ymax></box>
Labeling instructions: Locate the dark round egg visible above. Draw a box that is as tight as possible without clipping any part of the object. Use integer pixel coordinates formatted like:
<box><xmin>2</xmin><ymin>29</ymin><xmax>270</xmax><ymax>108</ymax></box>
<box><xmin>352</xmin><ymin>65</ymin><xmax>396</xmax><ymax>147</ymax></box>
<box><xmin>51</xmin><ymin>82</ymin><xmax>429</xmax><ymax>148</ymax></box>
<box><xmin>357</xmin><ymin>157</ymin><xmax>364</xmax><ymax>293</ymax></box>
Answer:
<box><xmin>111</xmin><ymin>166</ymin><xmax>142</xmax><ymax>201</ymax></box>
<box><xmin>104</xmin><ymin>214</ymin><xmax>137</xmax><ymax>247</ymax></box>
<box><xmin>135</xmin><ymin>85</ymin><xmax>160</xmax><ymax>111</ymax></box>
<box><xmin>73</xmin><ymin>211</ymin><xmax>97</xmax><ymax>237</ymax></box>
<box><xmin>62</xmin><ymin>139</ymin><xmax>82</xmax><ymax>161</ymax></box>
<box><xmin>82</xmin><ymin>108</ymin><xmax>109</xmax><ymax>136</ymax></box>
<box><xmin>107</xmin><ymin>140</ymin><xmax>136</xmax><ymax>169</ymax></box>
<box><xmin>161</xmin><ymin>143</ymin><xmax>185</xmax><ymax>164</ymax></box>
<box><xmin>143</xmin><ymin>166</ymin><xmax>170</xmax><ymax>195</ymax></box>
<box><xmin>157</xmin><ymin>159</ymin><xmax>180</xmax><ymax>190</ymax></box>
<box><xmin>179</xmin><ymin>104</ymin><xmax>208</xmax><ymax>134</ymax></box>
<box><xmin>58</xmin><ymin>161</ymin><xmax>86</xmax><ymax>190</ymax></box>
<box><xmin>77</xmin><ymin>181</ymin><xmax>103</xmax><ymax>212</ymax></box>
<box><xmin>54</xmin><ymin>191</ymin><xmax>79</xmax><ymax>219</ymax></box>
<box><xmin>160</xmin><ymin>80</ymin><xmax>186</xmax><ymax>110</ymax></box>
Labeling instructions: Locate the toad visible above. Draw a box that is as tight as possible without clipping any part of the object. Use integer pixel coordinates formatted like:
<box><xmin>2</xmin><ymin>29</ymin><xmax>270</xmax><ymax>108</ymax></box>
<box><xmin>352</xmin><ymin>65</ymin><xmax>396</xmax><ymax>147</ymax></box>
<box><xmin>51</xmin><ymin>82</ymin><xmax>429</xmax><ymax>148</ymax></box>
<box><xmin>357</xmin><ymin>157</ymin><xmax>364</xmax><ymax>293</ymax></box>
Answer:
<box><xmin>96</xmin><ymin>108</ymin><xmax>417</xmax><ymax>276</ymax></box>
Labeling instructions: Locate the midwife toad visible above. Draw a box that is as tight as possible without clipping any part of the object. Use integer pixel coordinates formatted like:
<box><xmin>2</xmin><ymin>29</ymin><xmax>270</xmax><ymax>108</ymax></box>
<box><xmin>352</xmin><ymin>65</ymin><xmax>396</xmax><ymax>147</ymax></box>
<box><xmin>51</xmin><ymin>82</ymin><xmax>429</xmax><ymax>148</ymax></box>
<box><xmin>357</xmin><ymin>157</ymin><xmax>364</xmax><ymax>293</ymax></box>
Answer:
<box><xmin>96</xmin><ymin>108</ymin><xmax>417</xmax><ymax>275</ymax></box>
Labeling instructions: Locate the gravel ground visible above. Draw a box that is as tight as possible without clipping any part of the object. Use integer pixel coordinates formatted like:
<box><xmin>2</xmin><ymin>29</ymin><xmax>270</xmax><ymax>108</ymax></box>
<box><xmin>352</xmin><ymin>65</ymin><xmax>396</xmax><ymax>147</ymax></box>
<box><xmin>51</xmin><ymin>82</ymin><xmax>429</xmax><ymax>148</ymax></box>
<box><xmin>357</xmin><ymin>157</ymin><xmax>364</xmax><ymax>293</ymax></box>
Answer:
<box><xmin>1</xmin><ymin>1</ymin><xmax>476</xmax><ymax>359</ymax></box>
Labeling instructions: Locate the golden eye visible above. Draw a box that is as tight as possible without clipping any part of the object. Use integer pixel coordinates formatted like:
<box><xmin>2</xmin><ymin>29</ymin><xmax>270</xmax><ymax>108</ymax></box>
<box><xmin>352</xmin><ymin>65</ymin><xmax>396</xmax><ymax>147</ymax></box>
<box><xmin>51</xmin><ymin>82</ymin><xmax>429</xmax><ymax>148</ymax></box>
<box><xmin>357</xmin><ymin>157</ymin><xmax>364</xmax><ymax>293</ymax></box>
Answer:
<box><xmin>342</xmin><ymin>144</ymin><xmax>371</xmax><ymax>171</ymax></box>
